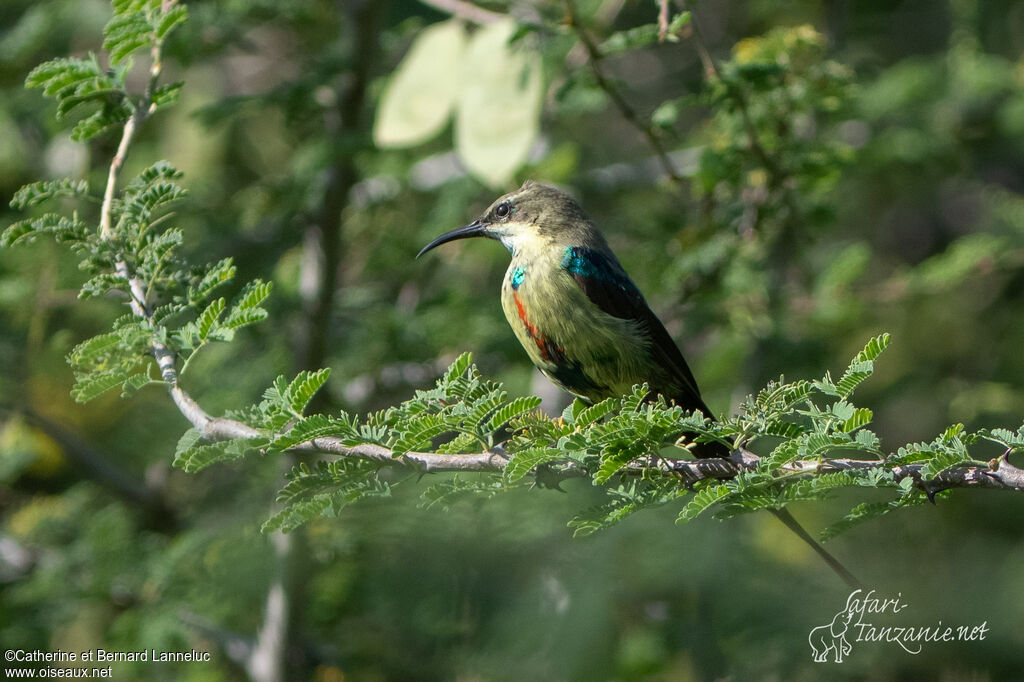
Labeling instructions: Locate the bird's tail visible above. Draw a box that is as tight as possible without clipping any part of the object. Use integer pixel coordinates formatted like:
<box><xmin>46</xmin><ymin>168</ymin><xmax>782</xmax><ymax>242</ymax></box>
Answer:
<box><xmin>769</xmin><ymin>507</ymin><xmax>863</xmax><ymax>589</ymax></box>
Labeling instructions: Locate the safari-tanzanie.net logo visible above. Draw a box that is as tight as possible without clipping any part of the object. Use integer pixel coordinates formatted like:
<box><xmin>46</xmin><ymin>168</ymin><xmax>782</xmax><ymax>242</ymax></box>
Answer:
<box><xmin>808</xmin><ymin>589</ymin><xmax>988</xmax><ymax>663</ymax></box>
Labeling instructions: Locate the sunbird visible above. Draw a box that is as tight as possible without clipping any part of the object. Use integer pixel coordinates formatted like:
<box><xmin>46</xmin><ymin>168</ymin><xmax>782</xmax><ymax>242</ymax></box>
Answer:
<box><xmin>418</xmin><ymin>181</ymin><xmax>722</xmax><ymax>456</ymax></box>
<box><xmin>419</xmin><ymin>181</ymin><xmax>859</xmax><ymax>586</ymax></box>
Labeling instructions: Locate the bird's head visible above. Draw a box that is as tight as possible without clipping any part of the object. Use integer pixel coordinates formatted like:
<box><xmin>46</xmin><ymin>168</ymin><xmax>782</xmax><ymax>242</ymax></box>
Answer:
<box><xmin>417</xmin><ymin>181</ymin><xmax>598</xmax><ymax>258</ymax></box>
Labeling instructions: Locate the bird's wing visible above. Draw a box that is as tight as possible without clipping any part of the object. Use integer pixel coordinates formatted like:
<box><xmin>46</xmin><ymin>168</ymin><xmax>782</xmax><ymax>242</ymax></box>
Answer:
<box><xmin>561</xmin><ymin>246</ymin><xmax>710</xmax><ymax>415</ymax></box>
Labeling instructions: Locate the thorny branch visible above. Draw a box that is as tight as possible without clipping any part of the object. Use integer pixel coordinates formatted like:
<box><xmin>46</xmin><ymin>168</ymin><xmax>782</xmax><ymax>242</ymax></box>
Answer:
<box><xmin>101</xmin><ymin>1</ymin><xmax>1022</xmax><ymax>549</ymax></box>
<box><xmin>188</xmin><ymin>409</ymin><xmax>1024</xmax><ymax>493</ymax></box>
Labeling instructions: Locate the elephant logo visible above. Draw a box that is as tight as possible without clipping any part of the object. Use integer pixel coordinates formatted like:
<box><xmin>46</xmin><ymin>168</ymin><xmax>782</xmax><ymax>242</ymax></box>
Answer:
<box><xmin>808</xmin><ymin>590</ymin><xmax>860</xmax><ymax>663</ymax></box>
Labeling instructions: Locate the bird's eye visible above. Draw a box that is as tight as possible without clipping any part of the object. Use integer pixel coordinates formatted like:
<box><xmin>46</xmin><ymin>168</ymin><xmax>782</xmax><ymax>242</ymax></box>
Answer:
<box><xmin>494</xmin><ymin>202</ymin><xmax>511</xmax><ymax>218</ymax></box>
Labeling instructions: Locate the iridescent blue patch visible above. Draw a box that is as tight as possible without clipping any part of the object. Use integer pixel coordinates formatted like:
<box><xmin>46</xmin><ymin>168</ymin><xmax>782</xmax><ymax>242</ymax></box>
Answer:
<box><xmin>511</xmin><ymin>266</ymin><xmax>526</xmax><ymax>290</ymax></box>
<box><xmin>562</xmin><ymin>246</ymin><xmax>603</xmax><ymax>279</ymax></box>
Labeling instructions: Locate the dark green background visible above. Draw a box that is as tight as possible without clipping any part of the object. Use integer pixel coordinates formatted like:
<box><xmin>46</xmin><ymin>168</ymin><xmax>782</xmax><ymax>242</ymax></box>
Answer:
<box><xmin>1</xmin><ymin>0</ymin><xmax>1022</xmax><ymax>679</ymax></box>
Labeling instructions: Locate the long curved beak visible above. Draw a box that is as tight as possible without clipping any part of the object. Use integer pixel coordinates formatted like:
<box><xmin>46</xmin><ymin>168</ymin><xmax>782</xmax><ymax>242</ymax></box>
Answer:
<box><xmin>417</xmin><ymin>220</ymin><xmax>487</xmax><ymax>258</ymax></box>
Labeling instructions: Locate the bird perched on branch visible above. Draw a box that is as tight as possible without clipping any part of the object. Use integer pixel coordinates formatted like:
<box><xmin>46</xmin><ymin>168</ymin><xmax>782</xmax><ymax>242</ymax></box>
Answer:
<box><xmin>419</xmin><ymin>180</ymin><xmax>724</xmax><ymax>457</ymax></box>
<box><xmin>419</xmin><ymin>180</ymin><xmax>859</xmax><ymax>587</ymax></box>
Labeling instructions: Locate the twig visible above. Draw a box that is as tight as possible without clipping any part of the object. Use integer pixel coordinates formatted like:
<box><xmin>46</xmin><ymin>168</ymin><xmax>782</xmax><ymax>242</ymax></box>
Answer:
<box><xmin>564</xmin><ymin>0</ymin><xmax>682</xmax><ymax>185</ymax></box>
<box><xmin>4</xmin><ymin>406</ymin><xmax>179</xmax><ymax>531</ymax></box>
<box><xmin>99</xmin><ymin>4</ymin><xmax>181</xmax><ymax>389</ymax></box>
<box><xmin>657</xmin><ymin>0</ymin><xmax>670</xmax><ymax>42</ymax></box>
<box><xmin>681</xmin><ymin>1</ymin><xmax>783</xmax><ymax>184</ymax></box>
<box><xmin>416</xmin><ymin>0</ymin><xmax>502</xmax><ymax>24</ymax></box>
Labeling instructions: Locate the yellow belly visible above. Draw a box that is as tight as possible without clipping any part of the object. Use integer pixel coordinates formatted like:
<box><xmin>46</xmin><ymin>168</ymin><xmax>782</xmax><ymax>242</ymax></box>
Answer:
<box><xmin>499</xmin><ymin>257</ymin><xmax>649</xmax><ymax>400</ymax></box>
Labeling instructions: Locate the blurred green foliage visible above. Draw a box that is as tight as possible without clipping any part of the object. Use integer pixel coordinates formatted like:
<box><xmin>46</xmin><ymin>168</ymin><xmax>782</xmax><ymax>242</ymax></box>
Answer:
<box><xmin>2</xmin><ymin>0</ymin><xmax>1024</xmax><ymax>679</ymax></box>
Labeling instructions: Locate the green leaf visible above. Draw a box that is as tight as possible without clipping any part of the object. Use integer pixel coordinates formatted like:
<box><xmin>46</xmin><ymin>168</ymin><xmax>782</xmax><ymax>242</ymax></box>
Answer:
<box><xmin>599</xmin><ymin>22</ymin><xmax>664</xmax><ymax>56</ymax></box>
<box><xmin>261</xmin><ymin>498</ymin><xmax>332</xmax><ymax>534</ymax></box>
<box><xmin>890</xmin><ymin>443</ymin><xmax>938</xmax><ymax>466</ymax></box>
<box><xmin>568</xmin><ymin>481</ymin><xmax>685</xmax><ymax>536</ymax></box>
<box><xmin>834</xmin><ymin>334</ymin><xmax>890</xmax><ymax>398</ymax></box>
<box><xmin>442</xmin><ymin>352</ymin><xmax>473</xmax><ymax>386</ymax></box>
<box><xmin>196</xmin><ymin>298</ymin><xmax>225</xmax><ymax>341</ymax></box>
<box><xmin>567</xmin><ymin>502</ymin><xmax>623</xmax><ymax>537</ymax></box>
<box><xmin>56</xmin><ymin>80</ymin><xmax>124</xmax><ymax>119</ymax></box>
<box><xmin>25</xmin><ymin>56</ymin><xmax>104</xmax><ymax>95</ymax></box>
<box><xmin>173</xmin><ymin>437</ymin><xmax>263</xmax><ymax>473</ymax></box>
<box><xmin>68</xmin><ymin>331</ymin><xmax>129</xmax><ymax>367</ymax></box>
<box><xmin>621</xmin><ymin>384</ymin><xmax>650</xmax><ymax>413</ymax></box>
<box><xmin>486</xmin><ymin>395</ymin><xmax>542</xmax><ymax>433</ymax></box>
<box><xmin>263</xmin><ymin>461</ymin><xmax>391</xmax><ymax>532</ymax></box>
<box><xmin>802</xmin><ymin>432</ymin><xmax>852</xmax><ymax>458</ymax></box>
<box><xmin>124</xmin><ymin>181</ymin><xmax>188</xmax><ymax>218</ymax></box>
<box><xmin>392</xmin><ymin>415</ymin><xmax>449</xmax><ymax>455</ymax></box>
<box><xmin>829</xmin><ymin>400</ymin><xmax>855</xmax><ymax>422</ymax></box>
<box><xmin>574</xmin><ymin>398</ymin><xmax>617</xmax><ymax>429</ymax></box>
<box><xmin>104</xmin><ymin>11</ymin><xmax>151</xmax><ymax>64</ymax></box>
<box><xmin>224</xmin><ymin>280</ymin><xmax>272</xmax><ymax>329</ymax></box>
<box><xmin>283</xmin><ymin>369</ymin><xmax>331</xmax><ymax>416</ymax></box>
<box><xmin>112</xmin><ymin>0</ymin><xmax>152</xmax><ymax>16</ymax></box>
<box><xmin>151</xmin><ymin>81</ymin><xmax>183</xmax><ymax>109</ymax></box>
<box><xmin>436</xmin><ymin>431</ymin><xmax>482</xmax><ymax>454</ymax></box>
<box><xmin>593</xmin><ymin>451</ymin><xmax>633</xmax><ymax>484</ymax></box>
<box><xmin>0</xmin><ymin>220</ymin><xmax>36</xmax><ymax>246</ymax></box>
<box><xmin>821</xmin><ymin>490</ymin><xmax>932</xmax><ymax>541</ymax></box>
<box><xmin>174</xmin><ymin>428</ymin><xmax>202</xmax><ymax>462</ymax></box>
<box><xmin>920</xmin><ymin>450</ymin><xmax>966</xmax><ymax>479</ymax></box>
<box><xmin>465</xmin><ymin>388</ymin><xmax>508</xmax><ymax>431</ymax></box>
<box><xmin>666</xmin><ymin>12</ymin><xmax>692</xmax><ymax>37</ymax></box>
<box><xmin>71</xmin><ymin>366</ymin><xmax>137</xmax><ymax>402</ymax></box>
<box><xmin>10</xmin><ymin>179</ymin><xmax>90</xmax><ymax>209</ymax></box>
<box><xmin>763</xmin><ymin>420</ymin><xmax>805</xmax><ymax>439</ymax></box>
<box><xmin>219</xmin><ymin>312</ymin><xmax>262</xmax><ymax>334</ymax></box>
<box><xmin>419</xmin><ymin>476</ymin><xmax>503</xmax><ymax>512</ymax></box>
<box><xmin>80</xmin><ymin>273</ymin><xmax>126</xmax><ymax>299</ymax></box>
<box><xmin>154</xmin><ymin>5</ymin><xmax>188</xmax><ymax>40</ymax></box>
<box><xmin>981</xmin><ymin>424</ymin><xmax>1024</xmax><ymax>450</ymax></box>
<box><xmin>139</xmin><ymin>228</ymin><xmax>183</xmax><ymax>268</ymax></box>
<box><xmin>854</xmin><ymin>429</ymin><xmax>881</xmax><ymax>451</ymax></box>
<box><xmin>677</xmin><ymin>483</ymin><xmax>730</xmax><ymax>523</ymax></box>
<box><xmin>270</xmin><ymin>415</ymin><xmax>361</xmax><ymax>453</ymax></box>
<box><xmin>505</xmin><ymin>447</ymin><xmax>560</xmax><ymax>482</ymax></box>
<box><xmin>70</xmin><ymin>102</ymin><xmax>133</xmax><ymax>141</ymax></box>
<box><xmin>756</xmin><ymin>379</ymin><xmax>813</xmax><ymax>411</ymax></box>
<box><xmin>1</xmin><ymin>213</ymin><xmax>89</xmax><ymax>247</ymax></box>
<box><xmin>840</xmin><ymin>407</ymin><xmax>873</xmax><ymax>432</ymax></box>
<box><xmin>835</xmin><ymin>361</ymin><xmax>872</xmax><ymax>399</ymax></box>
<box><xmin>189</xmin><ymin>258</ymin><xmax>236</xmax><ymax>303</ymax></box>
<box><xmin>561</xmin><ymin>399</ymin><xmax>583</xmax><ymax>426</ymax></box>
<box><xmin>129</xmin><ymin>160</ymin><xmax>184</xmax><ymax>187</ymax></box>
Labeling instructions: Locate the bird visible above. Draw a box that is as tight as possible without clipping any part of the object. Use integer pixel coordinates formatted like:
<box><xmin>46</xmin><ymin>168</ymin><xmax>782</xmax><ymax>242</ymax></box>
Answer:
<box><xmin>418</xmin><ymin>180</ymin><xmax>860</xmax><ymax>587</ymax></box>
<box><xmin>418</xmin><ymin>180</ymin><xmax>724</xmax><ymax>457</ymax></box>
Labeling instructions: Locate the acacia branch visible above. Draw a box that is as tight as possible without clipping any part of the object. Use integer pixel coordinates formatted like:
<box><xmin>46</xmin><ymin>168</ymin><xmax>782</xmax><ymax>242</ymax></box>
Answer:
<box><xmin>187</xmin><ymin>409</ymin><xmax>1024</xmax><ymax>493</ymax></box>
<box><xmin>92</xmin><ymin>1</ymin><xmax>1021</xmax><ymax>529</ymax></box>
<box><xmin>99</xmin><ymin>5</ymin><xmax>182</xmax><ymax>392</ymax></box>
<box><xmin>655</xmin><ymin>450</ymin><xmax>1024</xmax><ymax>491</ymax></box>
